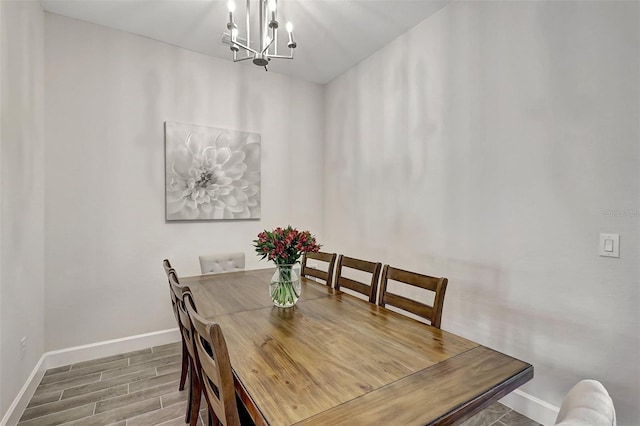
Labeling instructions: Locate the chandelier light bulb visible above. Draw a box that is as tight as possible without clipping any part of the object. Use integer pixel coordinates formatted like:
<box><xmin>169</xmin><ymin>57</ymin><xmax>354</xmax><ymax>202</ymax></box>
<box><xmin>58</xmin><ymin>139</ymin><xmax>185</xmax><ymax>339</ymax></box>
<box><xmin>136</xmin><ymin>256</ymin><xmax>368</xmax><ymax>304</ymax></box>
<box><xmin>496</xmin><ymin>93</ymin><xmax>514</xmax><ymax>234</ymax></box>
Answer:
<box><xmin>286</xmin><ymin>21</ymin><xmax>293</xmax><ymax>33</ymax></box>
<box><xmin>232</xmin><ymin>28</ymin><xmax>238</xmax><ymax>37</ymax></box>
<box><xmin>227</xmin><ymin>0</ymin><xmax>236</xmax><ymax>13</ymax></box>
<box><xmin>268</xmin><ymin>0</ymin><xmax>277</xmax><ymax>12</ymax></box>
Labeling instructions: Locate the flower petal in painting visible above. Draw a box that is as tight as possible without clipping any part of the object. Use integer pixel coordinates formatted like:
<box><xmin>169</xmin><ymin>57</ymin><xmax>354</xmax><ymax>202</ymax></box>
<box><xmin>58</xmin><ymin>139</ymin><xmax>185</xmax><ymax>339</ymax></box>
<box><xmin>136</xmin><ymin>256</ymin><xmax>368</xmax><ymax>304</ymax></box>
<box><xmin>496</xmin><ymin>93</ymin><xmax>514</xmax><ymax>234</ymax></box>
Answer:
<box><xmin>167</xmin><ymin>197</ymin><xmax>187</xmax><ymax>214</ymax></box>
<box><xmin>183</xmin><ymin>206</ymin><xmax>201</xmax><ymax>220</ymax></box>
<box><xmin>185</xmin><ymin>132</ymin><xmax>205</xmax><ymax>158</ymax></box>
<box><xmin>246</xmin><ymin>185</ymin><xmax>259</xmax><ymax>197</ymax></box>
<box><xmin>223</xmin><ymin>151</ymin><xmax>246</xmax><ymax>168</ymax></box>
<box><xmin>216</xmin><ymin>147</ymin><xmax>232</xmax><ymax>166</ymax></box>
<box><xmin>235</xmin><ymin>207</ymin><xmax>251</xmax><ymax>219</ymax></box>
<box><xmin>249</xmin><ymin>206</ymin><xmax>261</xmax><ymax>218</ymax></box>
<box><xmin>234</xmin><ymin>179</ymin><xmax>249</xmax><ymax>189</ymax></box>
<box><xmin>242</xmin><ymin>143</ymin><xmax>261</xmax><ymax>172</ymax></box>
<box><xmin>215</xmin><ymin>131</ymin><xmax>245</xmax><ymax>151</ymax></box>
<box><xmin>200</xmin><ymin>202</ymin><xmax>213</xmax><ymax>213</ymax></box>
<box><xmin>244</xmin><ymin>171</ymin><xmax>260</xmax><ymax>184</ymax></box>
<box><xmin>224</xmin><ymin>162</ymin><xmax>248</xmax><ymax>180</ymax></box>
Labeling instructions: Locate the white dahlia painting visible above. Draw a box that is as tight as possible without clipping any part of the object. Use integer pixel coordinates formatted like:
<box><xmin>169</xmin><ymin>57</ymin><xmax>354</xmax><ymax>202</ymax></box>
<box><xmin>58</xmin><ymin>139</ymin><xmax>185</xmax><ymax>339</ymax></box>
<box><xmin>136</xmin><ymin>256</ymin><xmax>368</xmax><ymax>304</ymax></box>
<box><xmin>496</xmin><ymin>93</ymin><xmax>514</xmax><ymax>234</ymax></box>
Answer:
<box><xmin>165</xmin><ymin>122</ymin><xmax>261</xmax><ymax>220</ymax></box>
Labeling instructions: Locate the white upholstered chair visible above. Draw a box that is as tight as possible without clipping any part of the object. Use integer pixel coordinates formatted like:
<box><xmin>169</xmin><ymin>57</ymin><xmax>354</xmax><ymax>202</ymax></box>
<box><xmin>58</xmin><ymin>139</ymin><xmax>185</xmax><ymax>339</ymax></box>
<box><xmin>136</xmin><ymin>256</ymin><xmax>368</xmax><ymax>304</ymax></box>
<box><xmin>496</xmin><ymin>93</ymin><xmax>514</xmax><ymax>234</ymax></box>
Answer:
<box><xmin>199</xmin><ymin>252</ymin><xmax>245</xmax><ymax>275</ymax></box>
<box><xmin>555</xmin><ymin>380</ymin><xmax>616</xmax><ymax>426</ymax></box>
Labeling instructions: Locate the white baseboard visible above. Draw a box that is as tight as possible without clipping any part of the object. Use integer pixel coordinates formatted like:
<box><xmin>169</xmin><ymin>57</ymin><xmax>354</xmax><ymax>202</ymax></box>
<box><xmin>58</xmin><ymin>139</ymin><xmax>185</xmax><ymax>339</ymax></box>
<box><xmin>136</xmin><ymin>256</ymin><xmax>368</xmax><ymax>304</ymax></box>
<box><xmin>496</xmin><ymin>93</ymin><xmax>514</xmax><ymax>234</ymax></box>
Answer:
<box><xmin>0</xmin><ymin>328</ymin><xmax>180</xmax><ymax>426</ymax></box>
<box><xmin>43</xmin><ymin>328</ymin><xmax>180</xmax><ymax>370</ymax></box>
<box><xmin>0</xmin><ymin>354</ymin><xmax>47</xmax><ymax>426</ymax></box>
<box><xmin>501</xmin><ymin>388</ymin><xmax>560</xmax><ymax>426</ymax></box>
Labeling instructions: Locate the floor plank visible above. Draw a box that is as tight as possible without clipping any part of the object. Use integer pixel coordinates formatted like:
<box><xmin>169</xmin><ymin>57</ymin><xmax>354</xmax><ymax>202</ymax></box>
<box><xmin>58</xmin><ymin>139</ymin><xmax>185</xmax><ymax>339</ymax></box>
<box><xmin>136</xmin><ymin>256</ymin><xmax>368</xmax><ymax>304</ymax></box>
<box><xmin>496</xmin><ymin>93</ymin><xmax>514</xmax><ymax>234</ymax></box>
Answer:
<box><xmin>94</xmin><ymin>381</ymin><xmax>178</xmax><ymax>414</ymax></box>
<box><xmin>17</xmin><ymin>404</ymin><xmax>95</xmax><ymax>426</ymax></box>
<box><xmin>62</xmin><ymin>398</ymin><xmax>161</xmax><ymax>426</ymax></box>
<box><xmin>61</xmin><ymin>369</ymin><xmax>157</xmax><ymax>399</ymax></box>
<box><xmin>71</xmin><ymin>349</ymin><xmax>151</xmax><ymax>370</ymax></box>
<box><xmin>20</xmin><ymin>385</ymin><xmax>127</xmax><ymax>421</ymax></box>
<box><xmin>100</xmin><ymin>355</ymin><xmax>181</xmax><ymax>381</ymax></box>
<box><xmin>125</xmin><ymin>401</ymin><xmax>186</xmax><ymax>426</ymax></box>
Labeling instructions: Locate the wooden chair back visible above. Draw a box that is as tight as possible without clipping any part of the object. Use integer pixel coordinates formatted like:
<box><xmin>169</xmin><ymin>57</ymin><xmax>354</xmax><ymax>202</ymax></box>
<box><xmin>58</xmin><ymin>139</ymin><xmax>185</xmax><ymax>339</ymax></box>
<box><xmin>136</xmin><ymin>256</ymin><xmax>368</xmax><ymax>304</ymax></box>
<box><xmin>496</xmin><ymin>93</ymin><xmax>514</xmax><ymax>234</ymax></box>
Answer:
<box><xmin>185</xmin><ymin>295</ymin><xmax>240</xmax><ymax>426</ymax></box>
<box><xmin>334</xmin><ymin>255</ymin><xmax>382</xmax><ymax>303</ymax></box>
<box><xmin>301</xmin><ymin>251</ymin><xmax>337</xmax><ymax>287</ymax></box>
<box><xmin>163</xmin><ymin>258</ymin><xmax>173</xmax><ymax>277</ymax></box>
<box><xmin>166</xmin><ymin>269</ymin><xmax>181</xmax><ymax>325</ymax></box>
<box><xmin>169</xmin><ymin>273</ymin><xmax>197</xmax><ymax>361</ymax></box>
<box><xmin>379</xmin><ymin>265</ymin><xmax>448</xmax><ymax>329</ymax></box>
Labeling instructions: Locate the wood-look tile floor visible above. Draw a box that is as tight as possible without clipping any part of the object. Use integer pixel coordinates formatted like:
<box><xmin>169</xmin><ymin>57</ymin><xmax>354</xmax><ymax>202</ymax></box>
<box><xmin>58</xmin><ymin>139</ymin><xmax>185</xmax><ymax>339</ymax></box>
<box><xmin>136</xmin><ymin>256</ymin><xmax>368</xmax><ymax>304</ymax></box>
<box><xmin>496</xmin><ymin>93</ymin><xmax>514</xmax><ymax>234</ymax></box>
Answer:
<box><xmin>18</xmin><ymin>342</ymin><xmax>207</xmax><ymax>426</ymax></box>
<box><xmin>460</xmin><ymin>402</ymin><xmax>542</xmax><ymax>426</ymax></box>
<box><xmin>20</xmin><ymin>341</ymin><xmax>540</xmax><ymax>426</ymax></box>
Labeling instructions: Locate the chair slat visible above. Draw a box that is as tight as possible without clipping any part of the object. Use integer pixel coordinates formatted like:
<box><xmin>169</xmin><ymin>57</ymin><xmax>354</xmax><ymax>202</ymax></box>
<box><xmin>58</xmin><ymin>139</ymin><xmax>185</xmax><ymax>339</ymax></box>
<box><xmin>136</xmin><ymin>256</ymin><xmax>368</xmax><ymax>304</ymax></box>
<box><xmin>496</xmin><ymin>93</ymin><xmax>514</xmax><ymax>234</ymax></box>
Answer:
<box><xmin>304</xmin><ymin>267</ymin><xmax>329</xmax><ymax>281</ymax></box>
<box><xmin>338</xmin><ymin>277</ymin><xmax>374</xmax><ymax>299</ymax></box>
<box><xmin>341</xmin><ymin>256</ymin><xmax>379</xmax><ymax>274</ymax></box>
<box><xmin>379</xmin><ymin>265</ymin><xmax>448</xmax><ymax>329</ymax></box>
<box><xmin>306</xmin><ymin>251</ymin><xmax>335</xmax><ymax>263</ymax></box>
<box><xmin>384</xmin><ymin>266</ymin><xmax>442</xmax><ymax>291</ymax></box>
<box><xmin>301</xmin><ymin>251</ymin><xmax>337</xmax><ymax>287</ymax></box>
<box><xmin>383</xmin><ymin>292</ymin><xmax>434</xmax><ymax>320</ymax></box>
<box><xmin>334</xmin><ymin>255</ymin><xmax>382</xmax><ymax>304</ymax></box>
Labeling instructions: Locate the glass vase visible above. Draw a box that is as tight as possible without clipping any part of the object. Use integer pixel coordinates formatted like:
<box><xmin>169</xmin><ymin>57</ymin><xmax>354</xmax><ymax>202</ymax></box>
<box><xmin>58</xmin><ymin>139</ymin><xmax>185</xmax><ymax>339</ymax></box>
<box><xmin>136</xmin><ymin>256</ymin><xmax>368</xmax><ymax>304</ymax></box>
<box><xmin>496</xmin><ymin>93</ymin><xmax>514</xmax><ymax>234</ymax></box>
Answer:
<box><xmin>270</xmin><ymin>264</ymin><xmax>301</xmax><ymax>308</ymax></box>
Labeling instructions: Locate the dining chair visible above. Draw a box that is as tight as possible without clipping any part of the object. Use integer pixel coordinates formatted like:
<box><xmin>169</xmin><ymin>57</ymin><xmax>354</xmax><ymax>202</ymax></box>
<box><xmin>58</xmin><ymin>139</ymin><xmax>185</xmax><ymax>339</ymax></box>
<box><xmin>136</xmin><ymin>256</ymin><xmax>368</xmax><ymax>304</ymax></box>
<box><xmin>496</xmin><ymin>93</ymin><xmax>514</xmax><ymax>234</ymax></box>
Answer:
<box><xmin>185</xmin><ymin>294</ymin><xmax>242</xmax><ymax>426</ymax></box>
<box><xmin>162</xmin><ymin>263</ymin><xmax>189</xmax><ymax>395</ymax></box>
<box><xmin>378</xmin><ymin>265</ymin><xmax>448</xmax><ymax>329</ymax></box>
<box><xmin>301</xmin><ymin>251</ymin><xmax>337</xmax><ymax>287</ymax></box>
<box><xmin>168</xmin><ymin>272</ymin><xmax>202</xmax><ymax>426</ymax></box>
<box><xmin>162</xmin><ymin>258</ymin><xmax>173</xmax><ymax>277</ymax></box>
<box><xmin>555</xmin><ymin>380</ymin><xmax>616</xmax><ymax>426</ymax></box>
<box><xmin>334</xmin><ymin>255</ymin><xmax>382</xmax><ymax>303</ymax></box>
<box><xmin>199</xmin><ymin>252</ymin><xmax>245</xmax><ymax>275</ymax></box>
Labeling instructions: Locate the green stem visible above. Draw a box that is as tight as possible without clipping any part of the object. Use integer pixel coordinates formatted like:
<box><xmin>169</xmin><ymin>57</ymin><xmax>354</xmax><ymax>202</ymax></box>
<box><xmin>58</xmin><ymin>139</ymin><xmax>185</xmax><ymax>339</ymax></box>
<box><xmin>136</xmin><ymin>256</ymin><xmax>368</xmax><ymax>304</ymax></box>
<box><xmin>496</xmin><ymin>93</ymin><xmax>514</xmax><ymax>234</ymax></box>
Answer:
<box><xmin>271</xmin><ymin>266</ymin><xmax>300</xmax><ymax>306</ymax></box>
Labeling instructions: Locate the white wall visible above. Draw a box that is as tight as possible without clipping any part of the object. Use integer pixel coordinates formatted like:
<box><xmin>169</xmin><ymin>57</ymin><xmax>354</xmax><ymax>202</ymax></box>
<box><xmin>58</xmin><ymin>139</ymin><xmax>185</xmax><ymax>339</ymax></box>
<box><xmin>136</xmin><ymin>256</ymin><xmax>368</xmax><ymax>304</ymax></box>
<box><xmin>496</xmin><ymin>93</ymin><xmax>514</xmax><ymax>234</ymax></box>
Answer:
<box><xmin>0</xmin><ymin>0</ymin><xmax>45</xmax><ymax>417</ymax></box>
<box><xmin>324</xmin><ymin>1</ymin><xmax>639</xmax><ymax>424</ymax></box>
<box><xmin>44</xmin><ymin>14</ymin><xmax>324</xmax><ymax>351</ymax></box>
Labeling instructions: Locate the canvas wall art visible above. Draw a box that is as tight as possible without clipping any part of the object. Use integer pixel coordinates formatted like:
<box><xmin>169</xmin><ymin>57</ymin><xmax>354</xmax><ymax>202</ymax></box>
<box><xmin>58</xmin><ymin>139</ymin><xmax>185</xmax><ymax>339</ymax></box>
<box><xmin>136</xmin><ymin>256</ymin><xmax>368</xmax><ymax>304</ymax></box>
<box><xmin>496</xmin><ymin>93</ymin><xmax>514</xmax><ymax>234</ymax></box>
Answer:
<box><xmin>165</xmin><ymin>121</ymin><xmax>261</xmax><ymax>220</ymax></box>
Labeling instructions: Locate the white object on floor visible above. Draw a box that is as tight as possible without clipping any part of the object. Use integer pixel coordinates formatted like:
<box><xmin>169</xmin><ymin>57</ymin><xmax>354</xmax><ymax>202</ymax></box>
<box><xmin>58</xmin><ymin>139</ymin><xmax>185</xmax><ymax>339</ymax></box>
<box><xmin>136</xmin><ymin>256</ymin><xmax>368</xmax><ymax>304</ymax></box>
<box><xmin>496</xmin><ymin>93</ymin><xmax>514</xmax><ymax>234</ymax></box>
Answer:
<box><xmin>555</xmin><ymin>380</ymin><xmax>616</xmax><ymax>426</ymax></box>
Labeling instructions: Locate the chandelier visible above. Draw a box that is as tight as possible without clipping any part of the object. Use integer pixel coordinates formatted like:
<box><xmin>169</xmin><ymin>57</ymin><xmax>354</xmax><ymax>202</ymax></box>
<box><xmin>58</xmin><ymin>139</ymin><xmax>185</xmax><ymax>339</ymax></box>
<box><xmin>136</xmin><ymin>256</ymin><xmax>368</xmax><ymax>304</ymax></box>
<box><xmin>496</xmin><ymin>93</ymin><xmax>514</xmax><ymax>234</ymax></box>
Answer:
<box><xmin>226</xmin><ymin>0</ymin><xmax>297</xmax><ymax>70</ymax></box>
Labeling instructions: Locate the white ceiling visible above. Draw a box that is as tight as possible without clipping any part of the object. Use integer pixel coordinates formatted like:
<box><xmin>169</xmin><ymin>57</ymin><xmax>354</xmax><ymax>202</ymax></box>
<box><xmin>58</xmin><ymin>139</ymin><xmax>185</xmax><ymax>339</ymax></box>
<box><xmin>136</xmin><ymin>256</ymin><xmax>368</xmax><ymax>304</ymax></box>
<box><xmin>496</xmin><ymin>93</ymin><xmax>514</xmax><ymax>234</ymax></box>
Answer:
<box><xmin>40</xmin><ymin>0</ymin><xmax>448</xmax><ymax>84</ymax></box>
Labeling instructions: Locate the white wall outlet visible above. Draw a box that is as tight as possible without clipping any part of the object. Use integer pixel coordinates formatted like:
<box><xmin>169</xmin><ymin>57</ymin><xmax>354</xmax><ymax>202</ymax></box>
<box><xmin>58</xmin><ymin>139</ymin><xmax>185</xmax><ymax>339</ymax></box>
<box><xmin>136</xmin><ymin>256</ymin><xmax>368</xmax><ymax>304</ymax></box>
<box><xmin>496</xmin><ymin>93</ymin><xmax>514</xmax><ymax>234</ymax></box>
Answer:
<box><xmin>20</xmin><ymin>336</ymin><xmax>27</xmax><ymax>360</ymax></box>
<box><xmin>599</xmin><ymin>233</ymin><xmax>620</xmax><ymax>258</ymax></box>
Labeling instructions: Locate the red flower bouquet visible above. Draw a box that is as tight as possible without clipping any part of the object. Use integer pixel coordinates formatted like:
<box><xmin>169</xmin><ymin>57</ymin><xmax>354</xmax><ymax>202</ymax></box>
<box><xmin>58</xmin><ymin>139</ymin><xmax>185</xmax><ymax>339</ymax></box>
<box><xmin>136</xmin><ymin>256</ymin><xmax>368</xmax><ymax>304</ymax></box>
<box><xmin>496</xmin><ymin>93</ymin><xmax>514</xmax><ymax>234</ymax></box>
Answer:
<box><xmin>253</xmin><ymin>226</ymin><xmax>320</xmax><ymax>265</ymax></box>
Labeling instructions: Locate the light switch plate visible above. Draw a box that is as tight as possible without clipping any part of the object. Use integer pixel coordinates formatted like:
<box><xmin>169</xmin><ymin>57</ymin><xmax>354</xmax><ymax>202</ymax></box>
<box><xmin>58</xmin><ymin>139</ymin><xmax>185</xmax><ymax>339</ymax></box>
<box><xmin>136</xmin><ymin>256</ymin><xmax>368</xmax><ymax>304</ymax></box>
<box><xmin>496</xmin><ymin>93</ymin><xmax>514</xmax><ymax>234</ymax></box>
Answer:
<box><xmin>599</xmin><ymin>233</ymin><xmax>619</xmax><ymax>258</ymax></box>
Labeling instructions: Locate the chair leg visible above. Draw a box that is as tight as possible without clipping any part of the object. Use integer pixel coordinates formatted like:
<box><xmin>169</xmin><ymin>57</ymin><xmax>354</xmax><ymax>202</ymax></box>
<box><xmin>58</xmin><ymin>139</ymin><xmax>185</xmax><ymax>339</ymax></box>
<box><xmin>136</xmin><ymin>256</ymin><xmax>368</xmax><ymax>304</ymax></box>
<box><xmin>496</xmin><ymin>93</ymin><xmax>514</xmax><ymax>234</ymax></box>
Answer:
<box><xmin>207</xmin><ymin>408</ymin><xmax>221</xmax><ymax>426</ymax></box>
<box><xmin>189</xmin><ymin>364</ymin><xmax>202</xmax><ymax>426</ymax></box>
<box><xmin>179</xmin><ymin>338</ymin><xmax>188</xmax><ymax>391</ymax></box>
<box><xmin>185</xmin><ymin>359</ymin><xmax>193</xmax><ymax>424</ymax></box>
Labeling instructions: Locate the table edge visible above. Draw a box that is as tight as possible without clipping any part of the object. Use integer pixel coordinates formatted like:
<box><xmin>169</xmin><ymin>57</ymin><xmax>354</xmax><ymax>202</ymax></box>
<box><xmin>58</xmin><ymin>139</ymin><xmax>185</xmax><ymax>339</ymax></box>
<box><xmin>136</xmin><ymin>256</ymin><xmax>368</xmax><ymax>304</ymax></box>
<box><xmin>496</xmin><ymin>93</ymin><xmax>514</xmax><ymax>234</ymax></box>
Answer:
<box><xmin>429</xmin><ymin>363</ymin><xmax>534</xmax><ymax>425</ymax></box>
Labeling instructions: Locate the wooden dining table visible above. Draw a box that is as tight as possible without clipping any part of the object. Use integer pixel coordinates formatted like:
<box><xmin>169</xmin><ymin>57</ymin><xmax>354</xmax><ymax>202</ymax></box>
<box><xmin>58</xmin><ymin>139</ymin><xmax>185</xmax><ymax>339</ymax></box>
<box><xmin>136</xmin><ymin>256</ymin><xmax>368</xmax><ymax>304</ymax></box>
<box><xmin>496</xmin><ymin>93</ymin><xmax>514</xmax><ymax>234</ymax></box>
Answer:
<box><xmin>181</xmin><ymin>268</ymin><xmax>533</xmax><ymax>426</ymax></box>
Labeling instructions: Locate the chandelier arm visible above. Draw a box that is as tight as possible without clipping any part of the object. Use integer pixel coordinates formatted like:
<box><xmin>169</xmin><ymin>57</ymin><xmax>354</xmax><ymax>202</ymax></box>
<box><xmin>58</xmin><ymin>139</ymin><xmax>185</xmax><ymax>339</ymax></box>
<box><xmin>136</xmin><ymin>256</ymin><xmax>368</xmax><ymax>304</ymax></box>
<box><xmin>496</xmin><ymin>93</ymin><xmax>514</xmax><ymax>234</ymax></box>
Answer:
<box><xmin>261</xmin><ymin>37</ymin><xmax>274</xmax><ymax>54</ymax></box>
<box><xmin>267</xmin><ymin>54</ymin><xmax>294</xmax><ymax>60</ymax></box>
<box><xmin>232</xmin><ymin>41</ymin><xmax>258</xmax><ymax>55</ymax></box>
<box><xmin>233</xmin><ymin>56</ymin><xmax>254</xmax><ymax>62</ymax></box>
